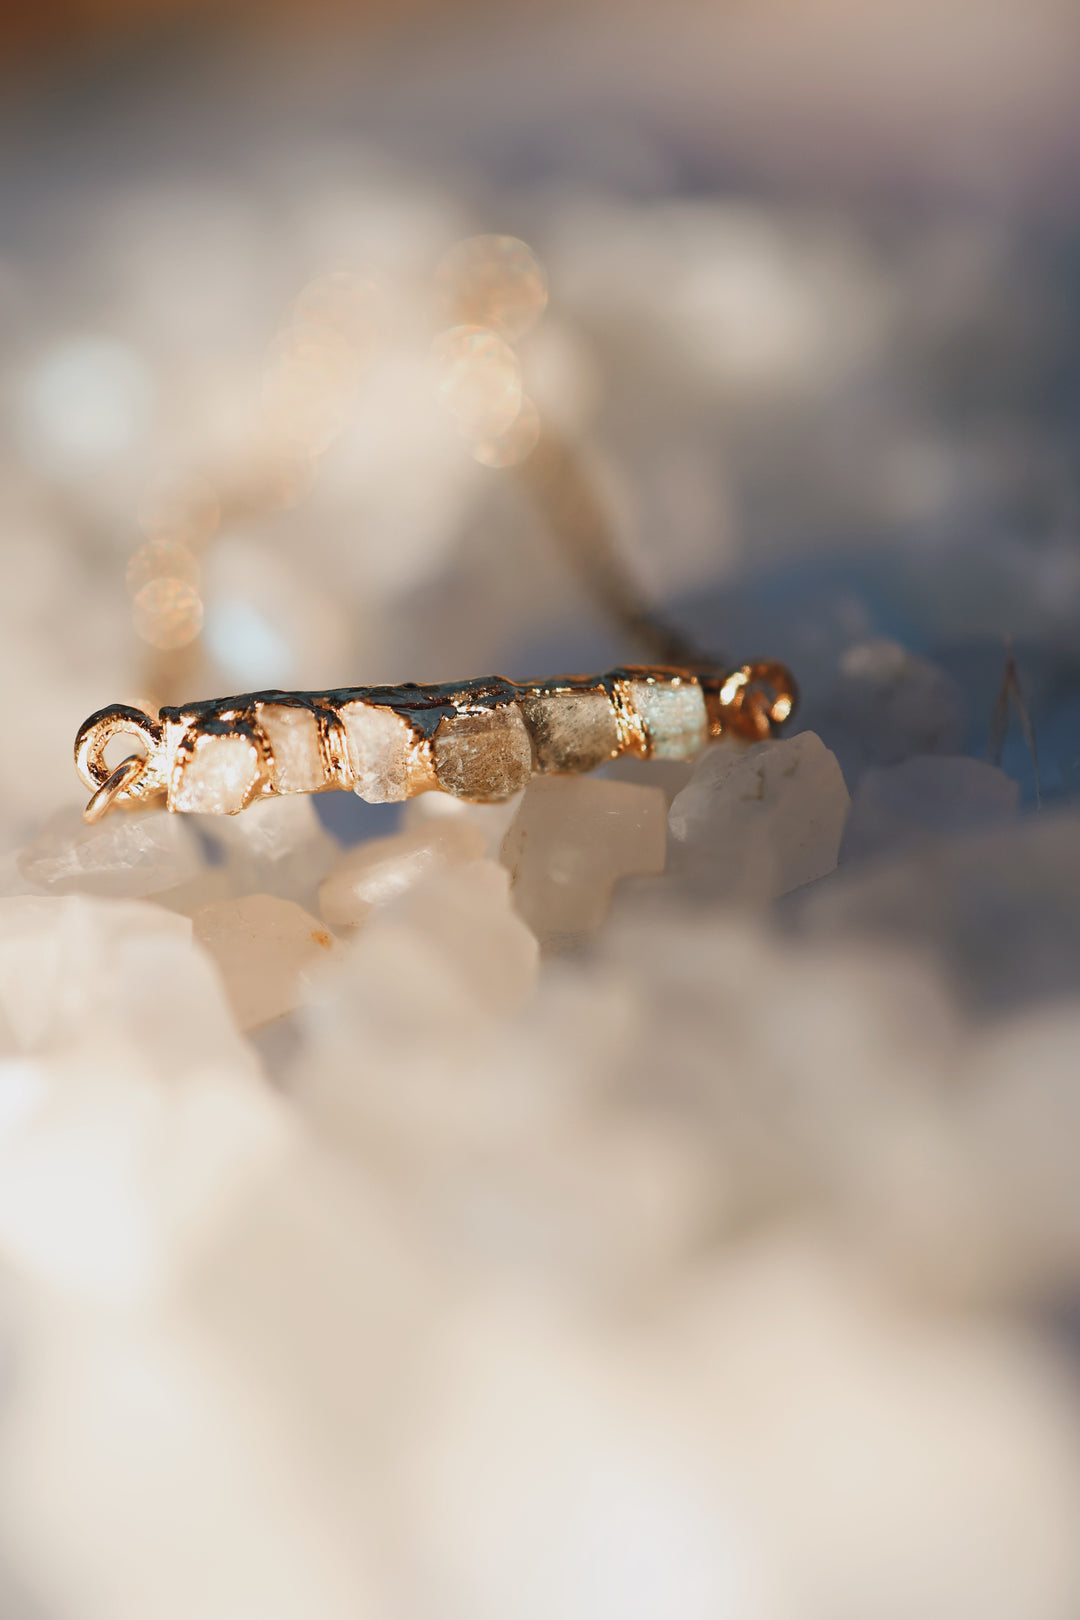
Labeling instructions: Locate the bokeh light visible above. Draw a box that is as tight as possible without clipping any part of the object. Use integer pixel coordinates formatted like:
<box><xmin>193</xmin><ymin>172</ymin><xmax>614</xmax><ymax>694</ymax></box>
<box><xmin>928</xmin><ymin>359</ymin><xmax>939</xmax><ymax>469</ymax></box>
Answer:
<box><xmin>436</xmin><ymin>235</ymin><xmax>548</xmax><ymax>340</ymax></box>
<box><xmin>471</xmin><ymin>393</ymin><xmax>541</xmax><ymax>468</ymax></box>
<box><xmin>125</xmin><ymin>538</ymin><xmax>200</xmax><ymax>596</ymax></box>
<box><xmin>131</xmin><ymin>577</ymin><xmax>204</xmax><ymax>650</ymax></box>
<box><xmin>293</xmin><ymin>268</ymin><xmax>390</xmax><ymax>357</ymax></box>
<box><xmin>432</xmin><ymin>323</ymin><xmax>523</xmax><ymax>439</ymax></box>
<box><xmin>138</xmin><ymin>476</ymin><xmax>221</xmax><ymax>552</ymax></box>
<box><xmin>17</xmin><ymin>338</ymin><xmax>154</xmax><ymax>475</ymax></box>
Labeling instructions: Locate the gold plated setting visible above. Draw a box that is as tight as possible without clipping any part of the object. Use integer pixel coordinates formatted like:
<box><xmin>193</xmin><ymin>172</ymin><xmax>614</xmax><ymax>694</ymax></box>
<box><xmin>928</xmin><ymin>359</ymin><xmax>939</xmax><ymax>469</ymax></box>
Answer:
<box><xmin>74</xmin><ymin>660</ymin><xmax>796</xmax><ymax>822</ymax></box>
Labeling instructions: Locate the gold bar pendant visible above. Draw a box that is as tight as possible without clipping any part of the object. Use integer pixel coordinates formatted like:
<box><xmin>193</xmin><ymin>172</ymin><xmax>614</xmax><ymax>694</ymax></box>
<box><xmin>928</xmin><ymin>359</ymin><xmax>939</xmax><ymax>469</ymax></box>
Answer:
<box><xmin>75</xmin><ymin>661</ymin><xmax>795</xmax><ymax>823</ymax></box>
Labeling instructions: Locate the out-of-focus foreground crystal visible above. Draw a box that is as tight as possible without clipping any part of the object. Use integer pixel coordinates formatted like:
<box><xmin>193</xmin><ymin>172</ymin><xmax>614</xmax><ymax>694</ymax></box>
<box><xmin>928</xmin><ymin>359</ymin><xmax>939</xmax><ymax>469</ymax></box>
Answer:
<box><xmin>2</xmin><ymin>726</ymin><xmax>1080</xmax><ymax>1620</ymax></box>
<box><xmin>4</xmin><ymin>26</ymin><xmax>1080</xmax><ymax>1613</ymax></box>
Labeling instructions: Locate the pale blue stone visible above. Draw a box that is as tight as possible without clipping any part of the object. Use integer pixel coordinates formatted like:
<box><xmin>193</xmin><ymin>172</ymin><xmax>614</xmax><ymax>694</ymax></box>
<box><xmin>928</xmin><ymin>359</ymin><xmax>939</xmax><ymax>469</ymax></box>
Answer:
<box><xmin>628</xmin><ymin>680</ymin><xmax>708</xmax><ymax>760</ymax></box>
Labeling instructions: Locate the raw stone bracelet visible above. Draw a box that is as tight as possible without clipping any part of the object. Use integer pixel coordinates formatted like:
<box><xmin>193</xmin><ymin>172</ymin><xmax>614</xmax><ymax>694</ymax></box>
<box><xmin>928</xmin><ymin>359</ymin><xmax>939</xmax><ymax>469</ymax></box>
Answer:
<box><xmin>74</xmin><ymin>660</ymin><xmax>795</xmax><ymax>823</ymax></box>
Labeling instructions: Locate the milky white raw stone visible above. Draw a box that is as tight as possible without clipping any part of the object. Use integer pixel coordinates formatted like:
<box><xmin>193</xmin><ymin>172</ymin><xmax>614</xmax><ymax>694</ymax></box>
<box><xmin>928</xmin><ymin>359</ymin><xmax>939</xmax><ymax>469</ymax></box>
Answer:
<box><xmin>959</xmin><ymin>1004</ymin><xmax>1080</xmax><ymax>1291</ymax></box>
<box><xmin>801</xmin><ymin>809</ymin><xmax>1080</xmax><ymax>1015</ymax></box>
<box><xmin>319</xmin><ymin>819</ymin><xmax>487</xmax><ymax>929</ymax></box>
<box><xmin>403</xmin><ymin>787</ymin><xmax>525</xmax><ymax>859</ymax></box>
<box><xmin>627</xmin><ymin>678</ymin><xmax>708</xmax><ymax>759</ymax></box>
<box><xmin>501</xmin><ymin>775</ymin><xmax>667</xmax><ymax>950</ymax></box>
<box><xmin>517</xmin><ymin>689</ymin><xmax>618</xmax><ymax>774</ymax></box>
<box><xmin>810</xmin><ymin>639</ymin><xmax>966</xmax><ymax>784</ymax></box>
<box><xmin>0</xmin><ymin>1081</ymin><xmax>396</xmax><ymax>1614</ymax></box>
<box><xmin>162</xmin><ymin>795</ymin><xmax>340</xmax><ymax>917</ymax></box>
<box><xmin>340</xmin><ymin>701</ymin><xmax>414</xmax><ymax>803</ymax></box>
<box><xmin>256</xmin><ymin>702</ymin><xmax>326</xmax><ymax>795</ymax></box>
<box><xmin>0</xmin><ymin>894</ymin><xmax>253</xmax><ymax>1081</ymax></box>
<box><xmin>171</xmin><ymin>730</ymin><xmax>261</xmax><ymax>815</ymax></box>
<box><xmin>193</xmin><ymin>893</ymin><xmax>342</xmax><ymax>1031</ymax></box>
<box><xmin>842</xmin><ymin>755</ymin><xmax>1019</xmax><ymax>862</ymax></box>
<box><xmin>603</xmin><ymin>754</ymin><xmax>696</xmax><ymax>804</ymax></box>
<box><xmin>674</xmin><ymin>1241</ymin><xmax>1080</xmax><ymax>1620</ymax></box>
<box><xmin>384</xmin><ymin>861</ymin><xmax>538</xmax><ymax>1015</ymax></box>
<box><xmin>16</xmin><ymin>804</ymin><xmax>203</xmax><ymax>898</ymax></box>
<box><xmin>300</xmin><ymin>861</ymin><xmax>539</xmax><ymax>1117</ymax></box>
<box><xmin>668</xmin><ymin>730</ymin><xmax>850</xmax><ymax>901</ymax></box>
<box><xmin>433</xmin><ymin>706</ymin><xmax>533</xmax><ymax>801</ymax></box>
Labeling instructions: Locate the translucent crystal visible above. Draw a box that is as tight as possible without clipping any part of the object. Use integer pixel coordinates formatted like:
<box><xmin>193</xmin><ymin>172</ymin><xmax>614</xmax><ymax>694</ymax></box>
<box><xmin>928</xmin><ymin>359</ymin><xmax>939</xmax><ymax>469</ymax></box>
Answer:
<box><xmin>170</xmin><ymin>729</ymin><xmax>261</xmax><ymax>815</ymax></box>
<box><xmin>152</xmin><ymin>796</ymin><xmax>339</xmax><ymax>918</ymax></box>
<box><xmin>627</xmin><ymin>678</ymin><xmax>707</xmax><ymax>760</ymax></box>
<box><xmin>669</xmin><ymin>731</ymin><xmax>850</xmax><ymax>901</ymax></box>
<box><xmin>319</xmin><ymin>819</ymin><xmax>487</xmax><ymax>929</ymax></box>
<box><xmin>339</xmin><ymin>701</ymin><xmax>414</xmax><ymax>803</ymax></box>
<box><xmin>403</xmin><ymin>787</ymin><xmax>526</xmax><ymax>859</ymax></box>
<box><xmin>193</xmin><ymin>892</ymin><xmax>342</xmax><ymax>1031</ymax></box>
<box><xmin>801</xmin><ymin>809</ymin><xmax>1080</xmax><ymax>1016</ymax></box>
<box><xmin>301</xmin><ymin>860</ymin><xmax>539</xmax><ymax>1098</ymax></box>
<box><xmin>433</xmin><ymin>705</ymin><xmax>533</xmax><ymax>801</ymax></box>
<box><xmin>806</xmin><ymin>639</ymin><xmax>966</xmax><ymax>785</ymax></box>
<box><xmin>602</xmin><ymin>755</ymin><xmax>695</xmax><ymax>804</ymax></box>
<box><xmin>501</xmin><ymin>775</ymin><xmax>667</xmax><ymax>950</ymax></box>
<box><xmin>0</xmin><ymin>893</ymin><xmax>253</xmax><ymax>1078</ymax></box>
<box><xmin>256</xmin><ymin>702</ymin><xmax>326</xmax><ymax>795</ymax></box>
<box><xmin>518</xmin><ymin>689</ymin><xmax>618</xmax><ymax>774</ymax></box>
<box><xmin>16</xmin><ymin>804</ymin><xmax>203</xmax><ymax>898</ymax></box>
<box><xmin>842</xmin><ymin>756</ymin><xmax>1019</xmax><ymax>862</ymax></box>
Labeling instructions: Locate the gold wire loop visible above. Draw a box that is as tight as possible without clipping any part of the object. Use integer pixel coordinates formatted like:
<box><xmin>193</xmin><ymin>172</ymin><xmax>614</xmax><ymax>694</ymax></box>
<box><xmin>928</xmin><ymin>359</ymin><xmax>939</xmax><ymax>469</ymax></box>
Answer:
<box><xmin>75</xmin><ymin>703</ymin><xmax>164</xmax><ymax>794</ymax></box>
<box><xmin>710</xmin><ymin>660</ymin><xmax>797</xmax><ymax>741</ymax></box>
<box><xmin>82</xmin><ymin>754</ymin><xmax>149</xmax><ymax>825</ymax></box>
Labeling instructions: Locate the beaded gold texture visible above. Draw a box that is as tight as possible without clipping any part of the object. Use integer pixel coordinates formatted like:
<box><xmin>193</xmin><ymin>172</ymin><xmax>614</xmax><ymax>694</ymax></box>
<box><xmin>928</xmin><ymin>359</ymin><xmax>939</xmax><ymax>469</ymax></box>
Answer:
<box><xmin>74</xmin><ymin>660</ymin><xmax>796</xmax><ymax>822</ymax></box>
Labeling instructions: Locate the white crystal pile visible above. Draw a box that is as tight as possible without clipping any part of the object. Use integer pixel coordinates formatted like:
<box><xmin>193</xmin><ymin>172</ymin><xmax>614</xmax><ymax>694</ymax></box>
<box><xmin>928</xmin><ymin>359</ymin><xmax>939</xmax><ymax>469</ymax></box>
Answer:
<box><xmin>0</xmin><ymin>730</ymin><xmax>1079</xmax><ymax>1620</ymax></box>
<box><xmin>2</xmin><ymin>10</ymin><xmax>1080</xmax><ymax>1612</ymax></box>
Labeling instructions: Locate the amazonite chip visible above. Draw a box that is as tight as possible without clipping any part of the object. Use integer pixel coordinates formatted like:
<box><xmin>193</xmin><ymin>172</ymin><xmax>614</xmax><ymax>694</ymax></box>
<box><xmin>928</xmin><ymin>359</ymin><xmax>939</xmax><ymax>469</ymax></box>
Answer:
<box><xmin>628</xmin><ymin>679</ymin><xmax>708</xmax><ymax>760</ymax></box>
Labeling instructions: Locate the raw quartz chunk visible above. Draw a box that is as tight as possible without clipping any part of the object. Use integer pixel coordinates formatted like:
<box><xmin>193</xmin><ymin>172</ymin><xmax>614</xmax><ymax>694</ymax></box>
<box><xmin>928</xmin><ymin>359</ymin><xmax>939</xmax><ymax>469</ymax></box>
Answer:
<box><xmin>256</xmin><ymin>702</ymin><xmax>326</xmax><ymax>795</ymax></box>
<box><xmin>170</xmin><ymin>726</ymin><xmax>262</xmax><ymax>815</ymax></box>
<box><xmin>154</xmin><ymin>795</ymin><xmax>340</xmax><ymax>918</ymax></box>
<box><xmin>193</xmin><ymin>892</ymin><xmax>342</xmax><ymax>1031</ymax></box>
<box><xmin>403</xmin><ymin>786</ymin><xmax>525</xmax><ymax>859</ymax></box>
<box><xmin>668</xmin><ymin>731</ymin><xmax>849</xmax><ymax>901</ymax></box>
<box><xmin>200</xmin><ymin>794</ymin><xmax>339</xmax><ymax>905</ymax></box>
<box><xmin>501</xmin><ymin>775</ymin><xmax>667</xmax><ymax>950</ymax></box>
<box><xmin>628</xmin><ymin>677</ymin><xmax>708</xmax><ymax>760</ymax></box>
<box><xmin>517</xmin><ymin>688</ymin><xmax>619</xmax><ymax>774</ymax></box>
<box><xmin>0</xmin><ymin>893</ymin><xmax>254</xmax><ymax>1079</ymax></box>
<box><xmin>319</xmin><ymin>819</ymin><xmax>487</xmax><ymax>930</ymax></box>
<box><xmin>15</xmin><ymin>804</ymin><xmax>203</xmax><ymax>898</ymax></box>
<box><xmin>841</xmin><ymin>755</ymin><xmax>1019</xmax><ymax>863</ymax></box>
<box><xmin>808</xmin><ymin>638</ymin><xmax>966</xmax><ymax>785</ymax></box>
<box><xmin>299</xmin><ymin>860</ymin><xmax>539</xmax><ymax>1119</ymax></box>
<box><xmin>433</xmin><ymin>704</ymin><xmax>533</xmax><ymax>801</ymax></box>
<box><xmin>340</xmin><ymin>700</ymin><xmax>415</xmax><ymax>803</ymax></box>
<box><xmin>800</xmin><ymin>808</ymin><xmax>1080</xmax><ymax>1016</ymax></box>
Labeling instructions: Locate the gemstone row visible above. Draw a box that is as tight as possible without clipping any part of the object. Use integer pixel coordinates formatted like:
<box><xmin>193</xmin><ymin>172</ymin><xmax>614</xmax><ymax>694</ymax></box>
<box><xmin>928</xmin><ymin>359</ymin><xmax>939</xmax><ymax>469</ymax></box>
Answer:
<box><xmin>158</xmin><ymin>669</ymin><xmax>710</xmax><ymax>815</ymax></box>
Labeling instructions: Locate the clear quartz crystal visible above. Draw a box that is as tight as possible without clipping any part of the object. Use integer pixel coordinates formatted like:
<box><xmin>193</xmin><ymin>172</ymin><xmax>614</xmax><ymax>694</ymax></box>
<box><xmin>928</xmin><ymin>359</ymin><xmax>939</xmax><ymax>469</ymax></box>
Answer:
<box><xmin>193</xmin><ymin>892</ymin><xmax>342</xmax><ymax>1031</ymax></box>
<box><xmin>518</xmin><ymin>689</ymin><xmax>619</xmax><ymax>773</ymax></box>
<box><xmin>841</xmin><ymin>755</ymin><xmax>1019</xmax><ymax>862</ymax></box>
<box><xmin>501</xmin><ymin>775</ymin><xmax>667</xmax><ymax>949</ymax></box>
<box><xmin>628</xmin><ymin>679</ymin><xmax>708</xmax><ymax>759</ymax></box>
<box><xmin>433</xmin><ymin>705</ymin><xmax>533</xmax><ymax>800</ymax></box>
<box><xmin>171</xmin><ymin>731</ymin><xmax>262</xmax><ymax>815</ymax></box>
<box><xmin>319</xmin><ymin>819</ymin><xmax>487</xmax><ymax>929</ymax></box>
<box><xmin>256</xmin><ymin>703</ymin><xmax>326</xmax><ymax>795</ymax></box>
<box><xmin>16</xmin><ymin>805</ymin><xmax>203</xmax><ymax>898</ymax></box>
<box><xmin>340</xmin><ymin>701</ymin><xmax>415</xmax><ymax>803</ymax></box>
<box><xmin>669</xmin><ymin>731</ymin><xmax>850</xmax><ymax>901</ymax></box>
